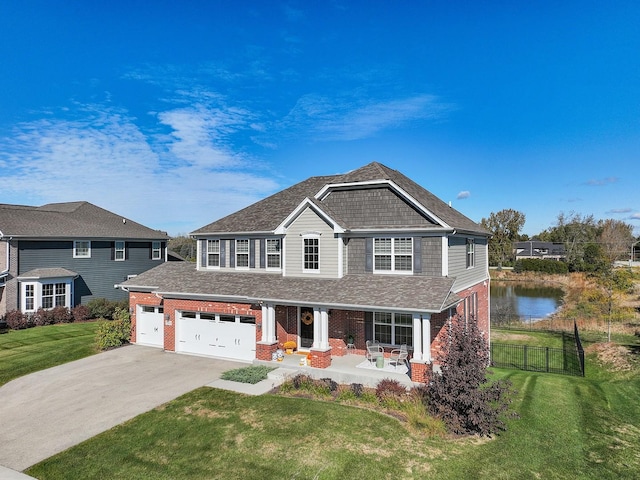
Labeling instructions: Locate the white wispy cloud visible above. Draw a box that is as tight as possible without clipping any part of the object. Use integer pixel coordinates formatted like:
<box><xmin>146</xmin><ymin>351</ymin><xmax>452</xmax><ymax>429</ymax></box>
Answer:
<box><xmin>607</xmin><ymin>208</ymin><xmax>632</xmax><ymax>214</ymax></box>
<box><xmin>278</xmin><ymin>93</ymin><xmax>452</xmax><ymax>142</ymax></box>
<box><xmin>457</xmin><ymin>191</ymin><xmax>471</xmax><ymax>200</ymax></box>
<box><xmin>585</xmin><ymin>177</ymin><xmax>618</xmax><ymax>186</ymax></box>
<box><xmin>0</xmin><ymin>100</ymin><xmax>278</xmax><ymax>235</ymax></box>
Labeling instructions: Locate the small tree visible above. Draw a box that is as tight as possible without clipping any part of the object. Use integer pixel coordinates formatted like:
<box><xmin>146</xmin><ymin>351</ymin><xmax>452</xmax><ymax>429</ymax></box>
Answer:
<box><xmin>427</xmin><ymin>316</ymin><xmax>517</xmax><ymax>436</ymax></box>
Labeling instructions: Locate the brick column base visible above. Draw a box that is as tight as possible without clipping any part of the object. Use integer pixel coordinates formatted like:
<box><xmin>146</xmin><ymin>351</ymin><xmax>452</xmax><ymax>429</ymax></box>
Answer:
<box><xmin>256</xmin><ymin>342</ymin><xmax>278</xmax><ymax>361</ymax></box>
<box><xmin>410</xmin><ymin>360</ymin><xmax>433</xmax><ymax>384</ymax></box>
<box><xmin>309</xmin><ymin>348</ymin><xmax>332</xmax><ymax>369</ymax></box>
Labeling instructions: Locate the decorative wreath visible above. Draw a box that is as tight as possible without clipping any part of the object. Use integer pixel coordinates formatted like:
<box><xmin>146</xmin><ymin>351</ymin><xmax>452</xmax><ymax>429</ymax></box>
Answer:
<box><xmin>301</xmin><ymin>311</ymin><xmax>314</xmax><ymax>325</ymax></box>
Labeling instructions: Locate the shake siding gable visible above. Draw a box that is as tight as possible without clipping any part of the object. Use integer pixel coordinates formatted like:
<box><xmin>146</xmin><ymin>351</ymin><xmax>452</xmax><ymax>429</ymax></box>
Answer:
<box><xmin>284</xmin><ymin>207</ymin><xmax>338</xmax><ymax>278</ymax></box>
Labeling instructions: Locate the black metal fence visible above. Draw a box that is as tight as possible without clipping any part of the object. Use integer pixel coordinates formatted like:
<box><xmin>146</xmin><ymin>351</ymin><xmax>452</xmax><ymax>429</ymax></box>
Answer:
<box><xmin>490</xmin><ymin>322</ymin><xmax>585</xmax><ymax>376</ymax></box>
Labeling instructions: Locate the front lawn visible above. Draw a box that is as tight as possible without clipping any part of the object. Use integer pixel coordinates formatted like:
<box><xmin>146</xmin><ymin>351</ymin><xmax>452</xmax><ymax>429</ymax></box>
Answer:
<box><xmin>26</xmin><ymin>343</ymin><xmax>640</xmax><ymax>479</ymax></box>
<box><xmin>0</xmin><ymin>322</ymin><xmax>100</xmax><ymax>386</ymax></box>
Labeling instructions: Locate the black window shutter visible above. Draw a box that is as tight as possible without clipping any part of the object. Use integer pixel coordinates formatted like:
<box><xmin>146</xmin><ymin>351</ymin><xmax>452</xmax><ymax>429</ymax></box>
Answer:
<box><xmin>365</xmin><ymin>238</ymin><xmax>373</xmax><ymax>272</ymax></box>
<box><xmin>220</xmin><ymin>240</ymin><xmax>226</xmax><ymax>267</ymax></box>
<box><xmin>200</xmin><ymin>240</ymin><xmax>207</xmax><ymax>267</ymax></box>
<box><xmin>364</xmin><ymin>312</ymin><xmax>373</xmax><ymax>341</ymax></box>
<box><xmin>229</xmin><ymin>240</ymin><xmax>235</xmax><ymax>268</ymax></box>
<box><xmin>125</xmin><ymin>242</ymin><xmax>129</xmax><ymax>261</ymax></box>
<box><xmin>413</xmin><ymin>237</ymin><xmax>422</xmax><ymax>273</ymax></box>
<box><xmin>249</xmin><ymin>239</ymin><xmax>255</xmax><ymax>268</ymax></box>
<box><xmin>259</xmin><ymin>239</ymin><xmax>266</xmax><ymax>268</ymax></box>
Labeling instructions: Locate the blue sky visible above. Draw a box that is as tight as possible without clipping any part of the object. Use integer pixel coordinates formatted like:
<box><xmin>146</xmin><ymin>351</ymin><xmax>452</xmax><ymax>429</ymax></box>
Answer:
<box><xmin>1</xmin><ymin>1</ymin><xmax>638</xmax><ymax>237</ymax></box>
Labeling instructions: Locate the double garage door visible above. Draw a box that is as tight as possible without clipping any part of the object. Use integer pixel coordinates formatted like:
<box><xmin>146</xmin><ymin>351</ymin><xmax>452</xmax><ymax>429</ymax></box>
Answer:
<box><xmin>177</xmin><ymin>311</ymin><xmax>256</xmax><ymax>362</ymax></box>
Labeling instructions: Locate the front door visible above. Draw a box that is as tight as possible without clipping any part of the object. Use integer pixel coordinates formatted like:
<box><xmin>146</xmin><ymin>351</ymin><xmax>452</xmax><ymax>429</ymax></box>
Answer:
<box><xmin>300</xmin><ymin>307</ymin><xmax>314</xmax><ymax>349</ymax></box>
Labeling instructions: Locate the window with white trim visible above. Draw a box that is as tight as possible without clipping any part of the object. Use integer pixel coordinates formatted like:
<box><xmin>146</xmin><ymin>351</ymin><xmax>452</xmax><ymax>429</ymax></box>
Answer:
<box><xmin>152</xmin><ymin>241</ymin><xmax>162</xmax><ymax>260</ymax></box>
<box><xmin>42</xmin><ymin>282</ymin><xmax>66</xmax><ymax>308</ymax></box>
<box><xmin>303</xmin><ymin>237</ymin><xmax>319</xmax><ymax>271</ymax></box>
<box><xmin>115</xmin><ymin>241</ymin><xmax>125</xmax><ymax>261</ymax></box>
<box><xmin>236</xmin><ymin>239</ymin><xmax>249</xmax><ymax>268</ymax></box>
<box><xmin>466</xmin><ymin>238</ymin><xmax>475</xmax><ymax>268</ymax></box>
<box><xmin>266</xmin><ymin>238</ymin><xmax>281</xmax><ymax>269</ymax></box>
<box><xmin>207</xmin><ymin>239</ymin><xmax>220</xmax><ymax>267</ymax></box>
<box><xmin>374</xmin><ymin>237</ymin><xmax>412</xmax><ymax>272</ymax></box>
<box><xmin>73</xmin><ymin>240</ymin><xmax>91</xmax><ymax>258</ymax></box>
<box><xmin>374</xmin><ymin>312</ymin><xmax>413</xmax><ymax>346</ymax></box>
<box><xmin>24</xmin><ymin>283</ymin><xmax>35</xmax><ymax>311</ymax></box>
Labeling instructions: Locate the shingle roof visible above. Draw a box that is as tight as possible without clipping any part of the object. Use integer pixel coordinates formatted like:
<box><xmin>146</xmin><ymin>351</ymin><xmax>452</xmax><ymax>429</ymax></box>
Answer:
<box><xmin>0</xmin><ymin>202</ymin><xmax>168</xmax><ymax>240</ymax></box>
<box><xmin>191</xmin><ymin>162</ymin><xmax>488</xmax><ymax>235</ymax></box>
<box><xmin>17</xmin><ymin>267</ymin><xmax>78</xmax><ymax>280</ymax></box>
<box><xmin>120</xmin><ymin>261</ymin><xmax>460</xmax><ymax>313</ymax></box>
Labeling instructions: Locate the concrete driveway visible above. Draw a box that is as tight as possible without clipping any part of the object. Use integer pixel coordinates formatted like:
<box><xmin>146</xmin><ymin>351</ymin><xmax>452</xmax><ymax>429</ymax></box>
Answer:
<box><xmin>0</xmin><ymin>345</ymin><xmax>246</xmax><ymax>472</ymax></box>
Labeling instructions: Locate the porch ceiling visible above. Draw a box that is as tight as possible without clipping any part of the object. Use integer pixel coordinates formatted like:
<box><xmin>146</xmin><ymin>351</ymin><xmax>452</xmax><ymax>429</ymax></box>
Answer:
<box><xmin>120</xmin><ymin>262</ymin><xmax>459</xmax><ymax>313</ymax></box>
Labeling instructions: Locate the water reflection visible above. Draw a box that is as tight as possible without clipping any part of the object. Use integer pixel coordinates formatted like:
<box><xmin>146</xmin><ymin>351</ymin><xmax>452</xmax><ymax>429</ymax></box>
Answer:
<box><xmin>491</xmin><ymin>281</ymin><xmax>563</xmax><ymax>323</ymax></box>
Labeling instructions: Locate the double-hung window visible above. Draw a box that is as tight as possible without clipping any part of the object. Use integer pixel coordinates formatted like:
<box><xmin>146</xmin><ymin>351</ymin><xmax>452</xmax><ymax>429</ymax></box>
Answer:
<box><xmin>373</xmin><ymin>312</ymin><xmax>413</xmax><ymax>346</ymax></box>
<box><xmin>41</xmin><ymin>283</ymin><xmax>67</xmax><ymax>309</ymax></box>
<box><xmin>152</xmin><ymin>241</ymin><xmax>162</xmax><ymax>260</ymax></box>
<box><xmin>374</xmin><ymin>237</ymin><xmax>412</xmax><ymax>272</ymax></box>
<box><xmin>73</xmin><ymin>240</ymin><xmax>91</xmax><ymax>258</ymax></box>
<box><xmin>236</xmin><ymin>239</ymin><xmax>249</xmax><ymax>268</ymax></box>
<box><xmin>24</xmin><ymin>283</ymin><xmax>35</xmax><ymax>311</ymax></box>
<box><xmin>266</xmin><ymin>238</ymin><xmax>281</xmax><ymax>269</ymax></box>
<box><xmin>303</xmin><ymin>237</ymin><xmax>319</xmax><ymax>271</ymax></box>
<box><xmin>466</xmin><ymin>238</ymin><xmax>475</xmax><ymax>268</ymax></box>
<box><xmin>207</xmin><ymin>239</ymin><xmax>220</xmax><ymax>267</ymax></box>
<box><xmin>115</xmin><ymin>241</ymin><xmax>125</xmax><ymax>261</ymax></box>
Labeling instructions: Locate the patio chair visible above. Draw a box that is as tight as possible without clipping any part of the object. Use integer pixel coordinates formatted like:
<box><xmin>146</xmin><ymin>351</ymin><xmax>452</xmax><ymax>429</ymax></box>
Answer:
<box><xmin>365</xmin><ymin>340</ymin><xmax>384</xmax><ymax>364</ymax></box>
<box><xmin>389</xmin><ymin>344</ymin><xmax>409</xmax><ymax>370</ymax></box>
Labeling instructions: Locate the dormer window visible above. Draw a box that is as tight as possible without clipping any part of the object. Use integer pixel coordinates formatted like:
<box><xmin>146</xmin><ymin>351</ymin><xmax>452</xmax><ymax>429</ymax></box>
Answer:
<box><xmin>303</xmin><ymin>237</ymin><xmax>319</xmax><ymax>272</ymax></box>
<box><xmin>266</xmin><ymin>239</ymin><xmax>281</xmax><ymax>269</ymax></box>
<box><xmin>207</xmin><ymin>239</ymin><xmax>220</xmax><ymax>267</ymax></box>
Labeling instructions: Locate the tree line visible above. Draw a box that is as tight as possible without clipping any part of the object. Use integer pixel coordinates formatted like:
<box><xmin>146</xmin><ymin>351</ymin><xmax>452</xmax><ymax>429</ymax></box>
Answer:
<box><xmin>480</xmin><ymin>209</ymin><xmax>639</xmax><ymax>273</ymax></box>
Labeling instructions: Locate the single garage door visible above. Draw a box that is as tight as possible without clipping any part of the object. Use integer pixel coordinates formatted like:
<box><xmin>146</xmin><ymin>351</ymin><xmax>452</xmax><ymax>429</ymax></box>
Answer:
<box><xmin>177</xmin><ymin>311</ymin><xmax>256</xmax><ymax>361</ymax></box>
<box><xmin>136</xmin><ymin>305</ymin><xmax>164</xmax><ymax>347</ymax></box>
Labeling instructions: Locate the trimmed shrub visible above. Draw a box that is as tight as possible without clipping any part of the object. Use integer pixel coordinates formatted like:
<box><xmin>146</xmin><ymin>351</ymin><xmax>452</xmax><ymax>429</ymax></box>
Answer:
<box><xmin>220</xmin><ymin>366</ymin><xmax>275</xmax><ymax>384</ymax></box>
<box><xmin>87</xmin><ymin>298</ymin><xmax>129</xmax><ymax>320</ymax></box>
<box><xmin>4</xmin><ymin>310</ymin><xmax>32</xmax><ymax>330</ymax></box>
<box><xmin>95</xmin><ymin>317</ymin><xmax>131</xmax><ymax>350</ymax></box>
<box><xmin>71</xmin><ymin>305</ymin><xmax>91</xmax><ymax>322</ymax></box>
<box><xmin>515</xmin><ymin>258</ymin><xmax>569</xmax><ymax>274</ymax></box>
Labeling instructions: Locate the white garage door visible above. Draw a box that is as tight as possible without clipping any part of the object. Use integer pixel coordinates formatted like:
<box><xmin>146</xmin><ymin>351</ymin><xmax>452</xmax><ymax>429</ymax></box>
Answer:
<box><xmin>177</xmin><ymin>312</ymin><xmax>256</xmax><ymax>361</ymax></box>
<box><xmin>136</xmin><ymin>305</ymin><xmax>164</xmax><ymax>348</ymax></box>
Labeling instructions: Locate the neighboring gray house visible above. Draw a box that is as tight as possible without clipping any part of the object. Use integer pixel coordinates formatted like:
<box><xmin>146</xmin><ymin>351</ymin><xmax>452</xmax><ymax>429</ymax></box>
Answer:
<box><xmin>119</xmin><ymin>162</ymin><xmax>490</xmax><ymax>384</ymax></box>
<box><xmin>0</xmin><ymin>201</ymin><xmax>168</xmax><ymax>317</ymax></box>
<box><xmin>514</xmin><ymin>241</ymin><xmax>566</xmax><ymax>261</ymax></box>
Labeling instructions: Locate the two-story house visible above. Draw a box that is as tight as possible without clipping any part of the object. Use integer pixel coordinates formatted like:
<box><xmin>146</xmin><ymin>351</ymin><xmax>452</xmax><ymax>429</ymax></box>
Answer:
<box><xmin>119</xmin><ymin>162</ymin><xmax>490</xmax><ymax>383</ymax></box>
<box><xmin>0</xmin><ymin>201</ymin><xmax>169</xmax><ymax>318</ymax></box>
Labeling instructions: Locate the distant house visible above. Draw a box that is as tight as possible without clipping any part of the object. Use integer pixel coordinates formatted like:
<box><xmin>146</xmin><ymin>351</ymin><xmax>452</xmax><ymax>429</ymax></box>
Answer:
<box><xmin>514</xmin><ymin>241</ymin><xmax>565</xmax><ymax>261</ymax></box>
<box><xmin>0</xmin><ymin>202</ymin><xmax>169</xmax><ymax>317</ymax></box>
<box><xmin>119</xmin><ymin>162</ymin><xmax>490</xmax><ymax>384</ymax></box>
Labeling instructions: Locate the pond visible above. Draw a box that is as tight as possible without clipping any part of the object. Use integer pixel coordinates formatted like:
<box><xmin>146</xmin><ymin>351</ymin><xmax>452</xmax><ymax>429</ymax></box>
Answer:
<box><xmin>491</xmin><ymin>281</ymin><xmax>564</xmax><ymax>324</ymax></box>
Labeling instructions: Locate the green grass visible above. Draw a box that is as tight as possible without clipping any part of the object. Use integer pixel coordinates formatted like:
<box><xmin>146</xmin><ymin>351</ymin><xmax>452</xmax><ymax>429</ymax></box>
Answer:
<box><xmin>0</xmin><ymin>322</ymin><xmax>100</xmax><ymax>386</ymax></box>
<box><xmin>16</xmin><ymin>327</ymin><xmax>640</xmax><ymax>479</ymax></box>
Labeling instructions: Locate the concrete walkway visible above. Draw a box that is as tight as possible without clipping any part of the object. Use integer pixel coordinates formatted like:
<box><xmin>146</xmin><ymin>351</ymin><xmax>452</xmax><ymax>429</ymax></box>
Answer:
<box><xmin>0</xmin><ymin>345</ymin><xmax>249</xmax><ymax>473</ymax></box>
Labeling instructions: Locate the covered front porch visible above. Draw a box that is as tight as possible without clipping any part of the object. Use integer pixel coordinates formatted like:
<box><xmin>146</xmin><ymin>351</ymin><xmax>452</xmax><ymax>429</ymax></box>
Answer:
<box><xmin>256</xmin><ymin>303</ymin><xmax>444</xmax><ymax>384</ymax></box>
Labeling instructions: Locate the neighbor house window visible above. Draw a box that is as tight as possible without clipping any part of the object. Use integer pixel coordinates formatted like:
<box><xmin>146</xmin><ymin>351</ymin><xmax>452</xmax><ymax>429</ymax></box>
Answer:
<box><xmin>374</xmin><ymin>237</ymin><xmax>412</xmax><ymax>272</ymax></box>
<box><xmin>42</xmin><ymin>283</ymin><xmax>67</xmax><ymax>309</ymax></box>
<box><xmin>236</xmin><ymin>239</ymin><xmax>249</xmax><ymax>268</ymax></box>
<box><xmin>207</xmin><ymin>239</ymin><xmax>220</xmax><ymax>267</ymax></box>
<box><xmin>466</xmin><ymin>239</ymin><xmax>475</xmax><ymax>268</ymax></box>
<box><xmin>303</xmin><ymin>237</ymin><xmax>319</xmax><ymax>271</ymax></box>
<box><xmin>115</xmin><ymin>241</ymin><xmax>125</xmax><ymax>261</ymax></box>
<box><xmin>152</xmin><ymin>241</ymin><xmax>162</xmax><ymax>260</ymax></box>
<box><xmin>266</xmin><ymin>239</ymin><xmax>281</xmax><ymax>269</ymax></box>
<box><xmin>374</xmin><ymin>312</ymin><xmax>413</xmax><ymax>346</ymax></box>
<box><xmin>73</xmin><ymin>240</ymin><xmax>91</xmax><ymax>258</ymax></box>
<box><xmin>24</xmin><ymin>283</ymin><xmax>35</xmax><ymax>311</ymax></box>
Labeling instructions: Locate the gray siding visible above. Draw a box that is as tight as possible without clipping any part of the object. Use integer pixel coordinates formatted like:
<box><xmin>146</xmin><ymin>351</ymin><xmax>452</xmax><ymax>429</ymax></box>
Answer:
<box><xmin>321</xmin><ymin>187</ymin><xmax>437</xmax><ymax>228</ymax></box>
<box><xmin>17</xmin><ymin>240</ymin><xmax>166</xmax><ymax>306</ymax></box>
<box><xmin>347</xmin><ymin>236</ymin><xmax>443</xmax><ymax>277</ymax></box>
<box><xmin>284</xmin><ymin>208</ymin><xmax>339</xmax><ymax>278</ymax></box>
<box><xmin>448</xmin><ymin>235</ymin><xmax>489</xmax><ymax>290</ymax></box>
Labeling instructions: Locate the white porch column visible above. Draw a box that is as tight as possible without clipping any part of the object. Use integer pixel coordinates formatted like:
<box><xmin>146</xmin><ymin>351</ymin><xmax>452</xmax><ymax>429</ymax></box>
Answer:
<box><xmin>312</xmin><ymin>308</ymin><xmax>321</xmax><ymax>348</ymax></box>
<box><xmin>320</xmin><ymin>308</ymin><xmax>329</xmax><ymax>349</ymax></box>
<box><xmin>261</xmin><ymin>304</ymin><xmax>276</xmax><ymax>343</ymax></box>
<box><xmin>412</xmin><ymin>314</ymin><xmax>423</xmax><ymax>361</ymax></box>
<box><xmin>422</xmin><ymin>314</ymin><xmax>432</xmax><ymax>363</ymax></box>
